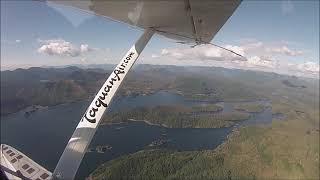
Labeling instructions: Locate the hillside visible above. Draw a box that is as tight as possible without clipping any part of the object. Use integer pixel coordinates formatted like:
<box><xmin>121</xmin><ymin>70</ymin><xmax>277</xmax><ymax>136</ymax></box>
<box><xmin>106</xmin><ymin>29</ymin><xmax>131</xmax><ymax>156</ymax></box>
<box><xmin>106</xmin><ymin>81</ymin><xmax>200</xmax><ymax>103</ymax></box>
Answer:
<box><xmin>2</xmin><ymin>64</ymin><xmax>318</xmax><ymax>117</ymax></box>
<box><xmin>88</xmin><ymin>65</ymin><xmax>319</xmax><ymax>179</ymax></box>
<box><xmin>1</xmin><ymin>64</ymin><xmax>319</xmax><ymax>179</ymax></box>
<box><xmin>103</xmin><ymin>104</ymin><xmax>250</xmax><ymax>128</ymax></box>
<box><xmin>91</xmin><ymin>82</ymin><xmax>319</xmax><ymax>179</ymax></box>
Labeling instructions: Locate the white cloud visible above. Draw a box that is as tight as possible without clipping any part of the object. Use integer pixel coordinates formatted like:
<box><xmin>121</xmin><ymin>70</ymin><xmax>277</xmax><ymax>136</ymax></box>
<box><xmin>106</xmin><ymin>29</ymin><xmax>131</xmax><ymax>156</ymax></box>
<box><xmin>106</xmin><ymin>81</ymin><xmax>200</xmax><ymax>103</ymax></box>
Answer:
<box><xmin>229</xmin><ymin>58</ymin><xmax>318</xmax><ymax>78</ymax></box>
<box><xmin>80</xmin><ymin>44</ymin><xmax>91</xmax><ymax>53</ymax></box>
<box><xmin>290</xmin><ymin>61</ymin><xmax>319</xmax><ymax>74</ymax></box>
<box><xmin>267</xmin><ymin>46</ymin><xmax>303</xmax><ymax>56</ymax></box>
<box><xmin>155</xmin><ymin>42</ymin><xmax>303</xmax><ymax>66</ymax></box>
<box><xmin>151</xmin><ymin>54</ymin><xmax>159</xmax><ymax>58</ymax></box>
<box><xmin>159</xmin><ymin>44</ymin><xmax>246</xmax><ymax>62</ymax></box>
<box><xmin>15</xmin><ymin>40</ymin><xmax>21</xmax><ymax>43</ymax></box>
<box><xmin>245</xmin><ymin>56</ymin><xmax>276</xmax><ymax>68</ymax></box>
<box><xmin>37</xmin><ymin>39</ymin><xmax>93</xmax><ymax>57</ymax></box>
<box><xmin>241</xmin><ymin>42</ymin><xmax>303</xmax><ymax>57</ymax></box>
<box><xmin>149</xmin><ymin>40</ymin><xmax>317</xmax><ymax>78</ymax></box>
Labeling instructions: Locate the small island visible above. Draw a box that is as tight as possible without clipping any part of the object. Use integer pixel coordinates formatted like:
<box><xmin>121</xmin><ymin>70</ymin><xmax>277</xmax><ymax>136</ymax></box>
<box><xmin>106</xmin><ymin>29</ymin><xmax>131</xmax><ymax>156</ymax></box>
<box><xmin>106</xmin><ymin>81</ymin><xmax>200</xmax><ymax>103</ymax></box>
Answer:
<box><xmin>24</xmin><ymin>105</ymin><xmax>48</xmax><ymax>116</ymax></box>
<box><xmin>191</xmin><ymin>104</ymin><xmax>223</xmax><ymax>113</ymax></box>
<box><xmin>148</xmin><ymin>138</ymin><xmax>169</xmax><ymax>147</ymax></box>
<box><xmin>234</xmin><ymin>103</ymin><xmax>265</xmax><ymax>113</ymax></box>
<box><xmin>87</xmin><ymin>145</ymin><xmax>112</xmax><ymax>153</ymax></box>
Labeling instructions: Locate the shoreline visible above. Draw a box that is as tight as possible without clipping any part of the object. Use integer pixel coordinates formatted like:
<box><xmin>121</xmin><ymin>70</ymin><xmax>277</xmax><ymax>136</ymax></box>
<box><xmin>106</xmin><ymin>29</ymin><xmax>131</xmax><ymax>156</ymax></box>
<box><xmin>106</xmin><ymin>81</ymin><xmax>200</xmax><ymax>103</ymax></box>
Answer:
<box><xmin>127</xmin><ymin>119</ymin><xmax>170</xmax><ymax>128</ymax></box>
<box><xmin>0</xmin><ymin>90</ymin><xmax>164</xmax><ymax>117</ymax></box>
<box><xmin>102</xmin><ymin>119</ymin><xmax>170</xmax><ymax>128</ymax></box>
<box><xmin>0</xmin><ymin>99</ymin><xmax>88</xmax><ymax>117</ymax></box>
<box><xmin>102</xmin><ymin>117</ymin><xmax>248</xmax><ymax>129</ymax></box>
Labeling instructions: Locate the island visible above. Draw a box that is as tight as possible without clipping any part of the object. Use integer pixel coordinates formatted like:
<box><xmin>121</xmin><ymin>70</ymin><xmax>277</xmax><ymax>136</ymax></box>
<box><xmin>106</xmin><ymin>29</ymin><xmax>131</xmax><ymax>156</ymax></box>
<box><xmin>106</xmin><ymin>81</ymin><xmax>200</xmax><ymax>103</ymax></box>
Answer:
<box><xmin>87</xmin><ymin>145</ymin><xmax>112</xmax><ymax>153</ymax></box>
<box><xmin>24</xmin><ymin>105</ymin><xmax>48</xmax><ymax>116</ymax></box>
<box><xmin>102</xmin><ymin>104</ymin><xmax>250</xmax><ymax>128</ymax></box>
<box><xmin>148</xmin><ymin>138</ymin><xmax>168</xmax><ymax>147</ymax></box>
<box><xmin>234</xmin><ymin>102</ymin><xmax>265</xmax><ymax>113</ymax></box>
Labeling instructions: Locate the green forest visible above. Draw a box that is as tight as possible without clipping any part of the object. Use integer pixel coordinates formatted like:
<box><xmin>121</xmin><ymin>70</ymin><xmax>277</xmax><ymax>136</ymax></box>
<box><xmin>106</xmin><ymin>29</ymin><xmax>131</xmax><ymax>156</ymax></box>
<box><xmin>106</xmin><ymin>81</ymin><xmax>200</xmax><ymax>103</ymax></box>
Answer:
<box><xmin>103</xmin><ymin>104</ymin><xmax>250</xmax><ymax>128</ymax></box>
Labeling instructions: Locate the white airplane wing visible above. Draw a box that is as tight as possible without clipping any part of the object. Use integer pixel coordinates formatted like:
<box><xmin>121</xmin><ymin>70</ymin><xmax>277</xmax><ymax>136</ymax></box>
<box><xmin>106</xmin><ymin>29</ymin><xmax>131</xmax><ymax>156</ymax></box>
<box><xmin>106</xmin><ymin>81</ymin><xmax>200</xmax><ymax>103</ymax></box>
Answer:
<box><xmin>50</xmin><ymin>0</ymin><xmax>241</xmax><ymax>43</ymax></box>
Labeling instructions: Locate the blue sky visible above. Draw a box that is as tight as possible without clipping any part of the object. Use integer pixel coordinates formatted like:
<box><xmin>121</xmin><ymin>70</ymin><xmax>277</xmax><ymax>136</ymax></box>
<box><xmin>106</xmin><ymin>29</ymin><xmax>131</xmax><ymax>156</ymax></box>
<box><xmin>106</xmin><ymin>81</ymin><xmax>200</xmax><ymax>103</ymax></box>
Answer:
<box><xmin>1</xmin><ymin>0</ymin><xmax>319</xmax><ymax>78</ymax></box>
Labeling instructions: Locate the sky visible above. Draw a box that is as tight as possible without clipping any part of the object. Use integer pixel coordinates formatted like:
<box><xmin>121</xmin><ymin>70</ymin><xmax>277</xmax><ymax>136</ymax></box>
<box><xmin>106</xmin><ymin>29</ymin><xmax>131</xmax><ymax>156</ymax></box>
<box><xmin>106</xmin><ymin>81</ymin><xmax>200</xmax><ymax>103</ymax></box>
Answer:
<box><xmin>1</xmin><ymin>0</ymin><xmax>319</xmax><ymax>78</ymax></box>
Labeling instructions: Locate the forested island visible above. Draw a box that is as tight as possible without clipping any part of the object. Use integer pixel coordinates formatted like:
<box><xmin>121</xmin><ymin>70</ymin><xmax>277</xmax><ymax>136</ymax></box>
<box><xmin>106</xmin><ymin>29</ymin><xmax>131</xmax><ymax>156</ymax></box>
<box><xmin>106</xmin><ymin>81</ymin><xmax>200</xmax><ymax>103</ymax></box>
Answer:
<box><xmin>234</xmin><ymin>102</ymin><xmax>265</xmax><ymax>113</ymax></box>
<box><xmin>87</xmin><ymin>145</ymin><xmax>112</xmax><ymax>153</ymax></box>
<box><xmin>102</xmin><ymin>104</ymin><xmax>250</xmax><ymax>128</ymax></box>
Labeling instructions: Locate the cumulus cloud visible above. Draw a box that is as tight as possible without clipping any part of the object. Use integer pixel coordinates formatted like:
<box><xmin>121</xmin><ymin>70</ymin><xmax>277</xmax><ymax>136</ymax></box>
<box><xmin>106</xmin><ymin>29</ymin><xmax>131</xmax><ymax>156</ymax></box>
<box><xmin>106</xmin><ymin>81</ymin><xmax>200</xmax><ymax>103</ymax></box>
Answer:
<box><xmin>155</xmin><ymin>41</ymin><xmax>304</xmax><ymax>64</ymax></box>
<box><xmin>231</xmin><ymin>58</ymin><xmax>318</xmax><ymax>78</ymax></box>
<box><xmin>151</xmin><ymin>54</ymin><xmax>160</xmax><ymax>58</ymax></box>
<box><xmin>37</xmin><ymin>39</ymin><xmax>93</xmax><ymax>57</ymax></box>
<box><xmin>267</xmin><ymin>46</ymin><xmax>303</xmax><ymax>56</ymax></box>
<box><xmin>150</xmin><ymin>40</ymin><xmax>317</xmax><ymax>78</ymax></box>
<box><xmin>80</xmin><ymin>44</ymin><xmax>91</xmax><ymax>53</ymax></box>
<box><xmin>159</xmin><ymin>44</ymin><xmax>246</xmax><ymax>62</ymax></box>
<box><xmin>289</xmin><ymin>61</ymin><xmax>319</xmax><ymax>74</ymax></box>
<box><xmin>245</xmin><ymin>56</ymin><xmax>276</xmax><ymax>68</ymax></box>
<box><xmin>241</xmin><ymin>42</ymin><xmax>303</xmax><ymax>57</ymax></box>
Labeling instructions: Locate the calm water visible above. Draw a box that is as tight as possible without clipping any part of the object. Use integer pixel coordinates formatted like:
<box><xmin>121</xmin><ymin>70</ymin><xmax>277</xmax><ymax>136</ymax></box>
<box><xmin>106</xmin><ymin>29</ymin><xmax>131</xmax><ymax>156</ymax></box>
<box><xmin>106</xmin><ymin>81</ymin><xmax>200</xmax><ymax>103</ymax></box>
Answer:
<box><xmin>0</xmin><ymin>91</ymin><xmax>274</xmax><ymax>179</ymax></box>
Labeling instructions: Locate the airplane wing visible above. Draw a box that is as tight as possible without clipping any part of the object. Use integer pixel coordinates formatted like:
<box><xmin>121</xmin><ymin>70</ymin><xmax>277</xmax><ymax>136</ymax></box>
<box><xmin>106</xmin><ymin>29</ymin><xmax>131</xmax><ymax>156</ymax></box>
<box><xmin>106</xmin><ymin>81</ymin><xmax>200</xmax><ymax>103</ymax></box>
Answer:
<box><xmin>50</xmin><ymin>0</ymin><xmax>241</xmax><ymax>43</ymax></box>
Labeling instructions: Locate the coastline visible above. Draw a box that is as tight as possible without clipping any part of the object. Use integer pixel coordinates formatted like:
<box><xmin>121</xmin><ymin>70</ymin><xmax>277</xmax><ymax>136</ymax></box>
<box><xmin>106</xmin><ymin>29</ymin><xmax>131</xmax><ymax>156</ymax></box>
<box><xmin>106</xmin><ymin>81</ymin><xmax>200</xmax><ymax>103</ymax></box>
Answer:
<box><xmin>101</xmin><ymin>118</ymin><xmax>170</xmax><ymax>128</ymax></box>
<box><xmin>127</xmin><ymin>118</ymin><xmax>170</xmax><ymax>128</ymax></box>
<box><xmin>0</xmin><ymin>91</ymin><xmax>160</xmax><ymax>117</ymax></box>
<box><xmin>102</xmin><ymin>117</ymin><xmax>248</xmax><ymax>129</ymax></box>
<box><xmin>0</xmin><ymin>99</ymin><xmax>87</xmax><ymax>117</ymax></box>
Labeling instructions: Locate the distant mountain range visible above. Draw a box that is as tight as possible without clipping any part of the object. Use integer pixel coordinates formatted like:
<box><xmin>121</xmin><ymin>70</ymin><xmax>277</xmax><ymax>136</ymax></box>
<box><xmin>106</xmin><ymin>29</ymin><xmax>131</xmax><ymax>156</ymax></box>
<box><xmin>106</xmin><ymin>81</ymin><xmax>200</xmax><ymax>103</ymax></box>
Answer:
<box><xmin>1</xmin><ymin>64</ymin><xmax>317</xmax><ymax>116</ymax></box>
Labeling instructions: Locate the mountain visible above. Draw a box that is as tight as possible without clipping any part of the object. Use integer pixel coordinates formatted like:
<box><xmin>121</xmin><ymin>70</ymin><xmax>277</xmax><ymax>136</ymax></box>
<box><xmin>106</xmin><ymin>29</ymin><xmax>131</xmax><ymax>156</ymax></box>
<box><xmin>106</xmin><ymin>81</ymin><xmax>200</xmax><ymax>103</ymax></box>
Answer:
<box><xmin>1</xmin><ymin>64</ymin><xmax>318</xmax><ymax>116</ymax></box>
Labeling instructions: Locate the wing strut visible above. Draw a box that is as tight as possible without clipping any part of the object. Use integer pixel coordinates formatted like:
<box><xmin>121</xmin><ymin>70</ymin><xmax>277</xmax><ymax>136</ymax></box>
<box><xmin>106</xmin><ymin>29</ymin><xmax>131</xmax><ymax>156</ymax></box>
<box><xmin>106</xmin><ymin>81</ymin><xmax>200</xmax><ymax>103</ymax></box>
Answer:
<box><xmin>52</xmin><ymin>29</ymin><xmax>154</xmax><ymax>180</ymax></box>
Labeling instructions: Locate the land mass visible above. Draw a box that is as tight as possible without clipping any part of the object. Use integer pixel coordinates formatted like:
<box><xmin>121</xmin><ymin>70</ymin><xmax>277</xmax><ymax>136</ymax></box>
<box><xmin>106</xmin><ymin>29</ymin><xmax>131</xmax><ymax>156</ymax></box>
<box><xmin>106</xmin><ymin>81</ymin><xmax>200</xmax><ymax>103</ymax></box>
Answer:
<box><xmin>102</xmin><ymin>104</ymin><xmax>250</xmax><ymax>128</ymax></box>
<box><xmin>87</xmin><ymin>65</ymin><xmax>319</xmax><ymax>179</ymax></box>
<box><xmin>91</xmin><ymin>98</ymin><xmax>319</xmax><ymax>180</ymax></box>
<box><xmin>234</xmin><ymin>102</ymin><xmax>265</xmax><ymax>113</ymax></box>
<box><xmin>1</xmin><ymin>64</ymin><xmax>319</xmax><ymax>179</ymax></box>
<box><xmin>1</xmin><ymin>64</ymin><xmax>266</xmax><ymax>115</ymax></box>
<box><xmin>87</xmin><ymin>145</ymin><xmax>112</xmax><ymax>154</ymax></box>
